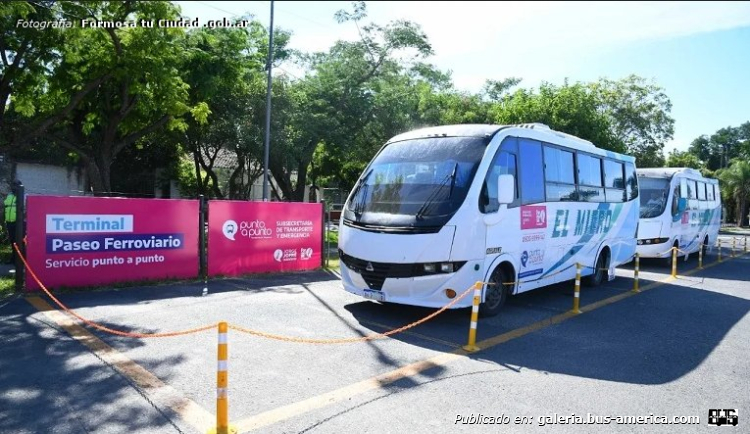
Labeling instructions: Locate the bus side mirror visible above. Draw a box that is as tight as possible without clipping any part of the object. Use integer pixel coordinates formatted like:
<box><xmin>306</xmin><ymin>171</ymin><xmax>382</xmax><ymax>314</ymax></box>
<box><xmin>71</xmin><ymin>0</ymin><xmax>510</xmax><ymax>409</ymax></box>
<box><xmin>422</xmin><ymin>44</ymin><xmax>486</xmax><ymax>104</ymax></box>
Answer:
<box><xmin>497</xmin><ymin>174</ymin><xmax>514</xmax><ymax>205</ymax></box>
<box><xmin>677</xmin><ymin>197</ymin><xmax>687</xmax><ymax>213</ymax></box>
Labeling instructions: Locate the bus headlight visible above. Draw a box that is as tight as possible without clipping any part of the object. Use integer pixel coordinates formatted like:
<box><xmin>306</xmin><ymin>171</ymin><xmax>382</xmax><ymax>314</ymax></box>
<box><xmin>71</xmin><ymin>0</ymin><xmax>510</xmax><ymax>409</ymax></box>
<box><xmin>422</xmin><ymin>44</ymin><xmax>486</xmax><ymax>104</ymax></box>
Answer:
<box><xmin>638</xmin><ymin>238</ymin><xmax>670</xmax><ymax>245</ymax></box>
<box><xmin>420</xmin><ymin>262</ymin><xmax>466</xmax><ymax>275</ymax></box>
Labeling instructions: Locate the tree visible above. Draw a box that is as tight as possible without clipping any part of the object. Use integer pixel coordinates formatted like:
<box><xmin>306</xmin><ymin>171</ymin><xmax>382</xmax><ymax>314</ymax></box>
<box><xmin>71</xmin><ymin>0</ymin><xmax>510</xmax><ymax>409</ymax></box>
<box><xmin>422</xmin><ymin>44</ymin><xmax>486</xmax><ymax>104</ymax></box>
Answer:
<box><xmin>178</xmin><ymin>21</ymin><xmax>290</xmax><ymax>199</ymax></box>
<box><xmin>488</xmin><ymin>76</ymin><xmax>674</xmax><ymax>166</ymax></box>
<box><xmin>592</xmin><ymin>75</ymin><xmax>674</xmax><ymax>167</ymax></box>
<box><xmin>688</xmin><ymin>123</ymin><xmax>750</xmax><ymax>171</ymax></box>
<box><xmin>490</xmin><ymin>81</ymin><xmax>622</xmax><ymax>153</ymax></box>
<box><xmin>10</xmin><ymin>1</ymin><xmax>193</xmax><ymax>194</ymax></box>
<box><xmin>270</xmin><ymin>1</ymin><xmax>434</xmax><ymax>200</ymax></box>
<box><xmin>0</xmin><ymin>1</ymin><xmax>65</xmax><ymax>145</ymax></box>
<box><xmin>665</xmin><ymin>149</ymin><xmax>703</xmax><ymax>170</ymax></box>
<box><xmin>718</xmin><ymin>158</ymin><xmax>750</xmax><ymax>226</ymax></box>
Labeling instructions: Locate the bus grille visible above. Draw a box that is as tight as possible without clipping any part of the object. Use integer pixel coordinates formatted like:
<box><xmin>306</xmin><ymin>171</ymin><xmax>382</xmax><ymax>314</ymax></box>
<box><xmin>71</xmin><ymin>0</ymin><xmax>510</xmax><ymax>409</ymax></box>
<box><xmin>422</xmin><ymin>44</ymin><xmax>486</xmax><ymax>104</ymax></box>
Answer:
<box><xmin>339</xmin><ymin>251</ymin><xmax>414</xmax><ymax>290</ymax></box>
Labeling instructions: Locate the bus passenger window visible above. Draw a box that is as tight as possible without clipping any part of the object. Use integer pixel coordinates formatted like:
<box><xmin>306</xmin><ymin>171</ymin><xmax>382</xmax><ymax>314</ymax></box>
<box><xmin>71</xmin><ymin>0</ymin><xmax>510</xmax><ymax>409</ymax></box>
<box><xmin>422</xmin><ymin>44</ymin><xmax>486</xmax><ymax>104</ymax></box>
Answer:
<box><xmin>519</xmin><ymin>139</ymin><xmax>545</xmax><ymax>204</ymax></box>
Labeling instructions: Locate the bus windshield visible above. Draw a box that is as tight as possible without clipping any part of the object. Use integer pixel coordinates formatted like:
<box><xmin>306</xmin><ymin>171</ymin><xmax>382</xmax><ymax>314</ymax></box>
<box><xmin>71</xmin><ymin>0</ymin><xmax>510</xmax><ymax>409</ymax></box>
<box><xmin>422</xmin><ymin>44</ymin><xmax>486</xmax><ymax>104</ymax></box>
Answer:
<box><xmin>344</xmin><ymin>136</ymin><xmax>487</xmax><ymax>229</ymax></box>
<box><xmin>638</xmin><ymin>177</ymin><xmax>670</xmax><ymax>218</ymax></box>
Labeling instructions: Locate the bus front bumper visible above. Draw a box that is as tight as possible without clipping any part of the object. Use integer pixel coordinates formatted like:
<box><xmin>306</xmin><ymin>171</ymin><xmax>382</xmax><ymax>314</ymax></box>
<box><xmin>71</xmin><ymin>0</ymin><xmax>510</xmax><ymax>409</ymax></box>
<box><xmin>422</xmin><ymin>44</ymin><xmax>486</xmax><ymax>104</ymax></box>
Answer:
<box><xmin>636</xmin><ymin>238</ymin><xmax>674</xmax><ymax>258</ymax></box>
<box><xmin>339</xmin><ymin>261</ymin><xmax>480</xmax><ymax>309</ymax></box>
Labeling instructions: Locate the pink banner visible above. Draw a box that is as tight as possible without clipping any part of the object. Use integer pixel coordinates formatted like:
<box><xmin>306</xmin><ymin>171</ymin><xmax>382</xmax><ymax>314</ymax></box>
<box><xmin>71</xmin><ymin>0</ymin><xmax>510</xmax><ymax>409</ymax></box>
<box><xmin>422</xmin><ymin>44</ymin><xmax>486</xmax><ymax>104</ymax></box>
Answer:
<box><xmin>521</xmin><ymin>205</ymin><xmax>548</xmax><ymax>230</ymax></box>
<box><xmin>208</xmin><ymin>201</ymin><xmax>322</xmax><ymax>277</ymax></box>
<box><xmin>26</xmin><ymin>196</ymin><xmax>199</xmax><ymax>291</ymax></box>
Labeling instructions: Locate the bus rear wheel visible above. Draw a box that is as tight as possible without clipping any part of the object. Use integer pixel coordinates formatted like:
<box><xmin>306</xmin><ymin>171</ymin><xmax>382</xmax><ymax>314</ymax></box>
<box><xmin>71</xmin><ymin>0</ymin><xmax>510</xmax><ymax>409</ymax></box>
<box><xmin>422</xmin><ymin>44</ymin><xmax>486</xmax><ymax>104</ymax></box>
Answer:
<box><xmin>479</xmin><ymin>267</ymin><xmax>510</xmax><ymax>317</ymax></box>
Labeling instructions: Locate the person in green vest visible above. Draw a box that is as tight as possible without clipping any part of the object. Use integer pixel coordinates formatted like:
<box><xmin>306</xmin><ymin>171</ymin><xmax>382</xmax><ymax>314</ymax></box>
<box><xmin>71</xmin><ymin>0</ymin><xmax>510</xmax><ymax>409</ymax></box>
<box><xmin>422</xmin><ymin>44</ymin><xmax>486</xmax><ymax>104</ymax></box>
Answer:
<box><xmin>4</xmin><ymin>181</ymin><xmax>19</xmax><ymax>264</ymax></box>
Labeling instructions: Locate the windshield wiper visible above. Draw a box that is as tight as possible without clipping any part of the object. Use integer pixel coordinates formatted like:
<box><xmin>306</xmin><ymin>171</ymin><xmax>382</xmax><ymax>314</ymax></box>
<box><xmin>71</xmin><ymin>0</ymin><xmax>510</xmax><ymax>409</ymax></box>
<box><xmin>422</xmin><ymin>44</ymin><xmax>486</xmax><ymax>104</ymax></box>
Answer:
<box><xmin>353</xmin><ymin>168</ymin><xmax>374</xmax><ymax>218</ymax></box>
<box><xmin>448</xmin><ymin>162</ymin><xmax>458</xmax><ymax>199</ymax></box>
<box><xmin>415</xmin><ymin>167</ymin><xmax>455</xmax><ymax>221</ymax></box>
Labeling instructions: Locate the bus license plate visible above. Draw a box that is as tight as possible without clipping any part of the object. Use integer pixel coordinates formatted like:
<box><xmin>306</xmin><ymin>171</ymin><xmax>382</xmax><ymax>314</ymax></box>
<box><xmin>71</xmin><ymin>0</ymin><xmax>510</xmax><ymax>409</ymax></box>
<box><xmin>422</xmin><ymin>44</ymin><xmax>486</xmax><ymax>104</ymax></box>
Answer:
<box><xmin>362</xmin><ymin>289</ymin><xmax>385</xmax><ymax>302</ymax></box>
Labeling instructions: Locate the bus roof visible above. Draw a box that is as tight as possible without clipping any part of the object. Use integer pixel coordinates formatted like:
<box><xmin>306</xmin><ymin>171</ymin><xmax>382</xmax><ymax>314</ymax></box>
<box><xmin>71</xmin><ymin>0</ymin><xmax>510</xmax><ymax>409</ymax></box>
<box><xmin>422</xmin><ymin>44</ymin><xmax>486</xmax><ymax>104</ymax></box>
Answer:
<box><xmin>386</xmin><ymin>123</ymin><xmax>634</xmax><ymax>162</ymax></box>
<box><xmin>386</xmin><ymin>124</ymin><xmax>506</xmax><ymax>143</ymax></box>
<box><xmin>636</xmin><ymin>167</ymin><xmax>716</xmax><ymax>182</ymax></box>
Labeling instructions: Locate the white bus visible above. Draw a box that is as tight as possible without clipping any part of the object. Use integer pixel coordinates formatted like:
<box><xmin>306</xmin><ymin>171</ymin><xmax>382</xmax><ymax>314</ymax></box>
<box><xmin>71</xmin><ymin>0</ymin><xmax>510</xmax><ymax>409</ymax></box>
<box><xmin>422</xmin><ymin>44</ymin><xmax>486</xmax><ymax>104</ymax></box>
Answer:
<box><xmin>338</xmin><ymin>124</ymin><xmax>639</xmax><ymax>316</ymax></box>
<box><xmin>636</xmin><ymin>167</ymin><xmax>721</xmax><ymax>260</ymax></box>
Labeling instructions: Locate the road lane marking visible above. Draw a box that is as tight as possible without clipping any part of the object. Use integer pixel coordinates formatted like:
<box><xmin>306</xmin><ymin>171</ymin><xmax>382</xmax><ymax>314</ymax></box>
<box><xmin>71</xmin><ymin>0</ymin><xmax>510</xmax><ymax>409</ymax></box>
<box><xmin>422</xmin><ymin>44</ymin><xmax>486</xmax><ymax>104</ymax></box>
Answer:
<box><xmin>234</xmin><ymin>252</ymin><xmax>745</xmax><ymax>432</ymax></box>
<box><xmin>26</xmin><ymin>296</ymin><xmax>214</xmax><ymax>433</ymax></box>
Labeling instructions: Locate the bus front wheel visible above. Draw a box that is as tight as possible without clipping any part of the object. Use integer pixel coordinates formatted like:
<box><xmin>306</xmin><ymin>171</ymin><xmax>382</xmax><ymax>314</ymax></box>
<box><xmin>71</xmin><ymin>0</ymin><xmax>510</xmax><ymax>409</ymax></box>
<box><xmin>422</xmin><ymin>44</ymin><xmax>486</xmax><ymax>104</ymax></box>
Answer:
<box><xmin>479</xmin><ymin>267</ymin><xmax>510</xmax><ymax>317</ymax></box>
<box><xmin>583</xmin><ymin>249</ymin><xmax>609</xmax><ymax>287</ymax></box>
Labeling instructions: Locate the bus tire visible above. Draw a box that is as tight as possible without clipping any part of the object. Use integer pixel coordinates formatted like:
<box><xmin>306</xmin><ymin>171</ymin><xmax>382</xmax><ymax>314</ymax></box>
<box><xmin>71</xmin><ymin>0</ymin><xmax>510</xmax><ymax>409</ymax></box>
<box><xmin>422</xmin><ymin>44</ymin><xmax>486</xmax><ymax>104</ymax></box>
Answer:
<box><xmin>583</xmin><ymin>248</ymin><xmax>609</xmax><ymax>287</ymax></box>
<box><xmin>479</xmin><ymin>266</ymin><xmax>510</xmax><ymax>317</ymax></box>
<box><xmin>702</xmin><ymin>236</ymin><xmax>709</xmax><ymax>257</ymax></box>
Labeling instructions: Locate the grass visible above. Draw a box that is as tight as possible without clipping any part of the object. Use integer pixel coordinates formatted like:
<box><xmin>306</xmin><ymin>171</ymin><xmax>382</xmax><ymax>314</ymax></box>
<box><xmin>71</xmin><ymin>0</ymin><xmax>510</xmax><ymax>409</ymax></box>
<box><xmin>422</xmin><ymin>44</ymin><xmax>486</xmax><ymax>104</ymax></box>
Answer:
<box><xmin>0</xmin><ymin>243</ymin><xmax>10</xmax><ymax>264</ymax></box>
<box><xmin>325</xmin><ymin>230</ymin><xmax>339</xmax><ymax>245</ymax></box>
<box><xmin>324</xmin><ymin>257</ymin><xmax>340</xmax><ymax>270</ymax></box>
<box><xmin>719</xmin><ymin>226</ymin><xmax>750</xmax><ymax>235</ymax></box>
<box><xmin>0</xmin><ymin>276</ymin><xmax>14</xmax><ymax>297</ymax></box>
<box><xmin>0</xmin><ymin>243</ymin><xmax>14</xmax><ymax>297</ymax></box>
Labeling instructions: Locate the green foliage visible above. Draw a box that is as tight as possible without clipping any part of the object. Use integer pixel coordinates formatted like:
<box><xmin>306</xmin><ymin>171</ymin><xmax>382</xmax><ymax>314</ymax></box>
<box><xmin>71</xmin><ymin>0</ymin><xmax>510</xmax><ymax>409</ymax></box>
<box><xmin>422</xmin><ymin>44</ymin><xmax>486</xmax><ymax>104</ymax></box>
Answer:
<box><xmin>180</xmin><ymin>20</ymin><xmax>292</xmax><ymax>200</ymax></box>
<box><xmin>666</xmin><ymin>150</ymin><xmax>703</xmax><ymax>170</ymax></box>
<box><xmin>491</xmin><ymin>81</ymin><xmax>622</xmax><ymax>152</ymax></box>
<box><xmin>592</xmin><ymin>75</ymin><xmax>673</xmax><ymax>167</ymax></box>
<box><xmin>1</xmin><ymin>0</ymin><xmax>692</xmax><ymax>203</ymax></box>
<box><xmin>173</xmin><ymin>156</ymin><xmax>202</xmax><ymax>198</ymax></box>
<box><xmin>0</xmin><ymin>1</ymin><xmax>65</xmax><ymax>144</ymax></box>
<box><xmin>275</xmin><ymin>1</ymin><xmax>434</xmax><ymax>197</ymax></box>
<box><xmin>718</xmin><ymin>158</ymin><xmax>750</xmax><ymax>226</ymax></box>
<box><xmin>688</xmin><ymin>122</ymin><xmax>750</xmax><ymax>171</ymax></box>
<box><xmin>6</xmin><ymin>1</ymin><xmax>195</xmax><ymax>193</ymax></box>
<box><xmin>489</xmin><ymin>76</ymin><xmax>674</xmax><ymax>166</ymax></box>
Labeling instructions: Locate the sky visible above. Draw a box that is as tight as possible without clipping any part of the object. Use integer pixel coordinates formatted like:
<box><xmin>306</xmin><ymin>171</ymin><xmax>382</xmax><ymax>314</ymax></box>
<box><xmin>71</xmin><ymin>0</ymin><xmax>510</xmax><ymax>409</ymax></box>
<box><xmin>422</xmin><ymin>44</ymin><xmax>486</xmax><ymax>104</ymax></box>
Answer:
<box><xmin>174</xmin><ymin>1</ymin><xmax>750</xmax><ymax>156</ymax></box>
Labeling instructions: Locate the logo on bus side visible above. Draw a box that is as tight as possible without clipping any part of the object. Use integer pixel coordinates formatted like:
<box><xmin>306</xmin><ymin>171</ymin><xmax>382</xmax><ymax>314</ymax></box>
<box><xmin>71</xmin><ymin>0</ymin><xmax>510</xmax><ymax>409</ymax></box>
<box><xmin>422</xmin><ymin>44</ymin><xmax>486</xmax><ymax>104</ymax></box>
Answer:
<box><xmin>552</xmin><ymin>209</ymin><xmax>613</xmax><ymax>238</ymax></box>
<box><xmin>521</xmin><ymin>206</ymin><xmax>547</xmax><ymax>230</ymax></box>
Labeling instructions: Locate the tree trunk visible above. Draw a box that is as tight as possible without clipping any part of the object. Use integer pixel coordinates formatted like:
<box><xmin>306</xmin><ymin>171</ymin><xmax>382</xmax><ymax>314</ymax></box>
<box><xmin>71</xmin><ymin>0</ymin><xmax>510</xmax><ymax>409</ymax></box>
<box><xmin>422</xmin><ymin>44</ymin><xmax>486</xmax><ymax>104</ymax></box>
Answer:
<box><xmin>269</xmin><ymin>161</ymin><xmax>292</xmax><ymax>200</ymax></box>
<box><xmin>85</xmin><ymin>158</ymin><xmax>112</xmax><ymax>196</ymax></box>
<box><xmin>192</xmin><ymin>144</ymin><xmax>205</xmax><ymax>197</ymax></box>
<box><xmin>292</xmin><ymin>161</ymin><xmax>308</xmax><ymax>202</ymax></box>
<box><xmin>741</xmin><ymin>198</ymin><xmax>749</xmax><ymax>227</ymax></box>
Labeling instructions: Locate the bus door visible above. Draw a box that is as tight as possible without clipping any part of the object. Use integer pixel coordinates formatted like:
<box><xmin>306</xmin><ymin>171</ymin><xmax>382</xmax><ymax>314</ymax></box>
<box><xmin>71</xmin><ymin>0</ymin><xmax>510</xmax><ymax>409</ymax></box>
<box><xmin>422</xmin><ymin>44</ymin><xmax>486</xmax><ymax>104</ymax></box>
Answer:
<box><xmin>515</xmin><ymin>138</ymin><xmax>551</xmax><ymax>286</ymax></box>
<box><xmin>482</xmin><ymin>137</ymin><xmax>522</xmax><ymax>288</ymax></box>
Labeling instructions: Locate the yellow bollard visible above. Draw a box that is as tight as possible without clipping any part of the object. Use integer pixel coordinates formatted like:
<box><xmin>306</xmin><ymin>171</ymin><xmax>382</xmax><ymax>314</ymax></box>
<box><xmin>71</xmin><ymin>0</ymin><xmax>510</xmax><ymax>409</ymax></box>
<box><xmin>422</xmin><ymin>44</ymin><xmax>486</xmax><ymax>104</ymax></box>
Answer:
<box><xmin>632</xmin><ymin>253</ymin><xmax>640</xmax><ymax>293</ymax></box>
<box><xmin>671</xmin><ymin>247</ymin><xmax>677</xmax><ymax>278</ymax></box>
<box><xmin>463</xmin><ymin>281</ymin><xmax>483</xmax><ymax>352</ymax></box>
<box><xmin>718</xmin><ymin>240</ymin><xmax>722</xmax><ymax>262</ymax></box>
<box><xmin>209</xmin><ymin>322</ymin><xmax>236</xmax><ymax>434</ymax></box>
<box><xmin>572</xmin><ymin>263</ymin><xmax>581</xmax><ymax>314</ymax></box>
<box><xmin>698</xmin><ymin>244</ymin><xmax>703</xmax><ymax>270</ymax></box>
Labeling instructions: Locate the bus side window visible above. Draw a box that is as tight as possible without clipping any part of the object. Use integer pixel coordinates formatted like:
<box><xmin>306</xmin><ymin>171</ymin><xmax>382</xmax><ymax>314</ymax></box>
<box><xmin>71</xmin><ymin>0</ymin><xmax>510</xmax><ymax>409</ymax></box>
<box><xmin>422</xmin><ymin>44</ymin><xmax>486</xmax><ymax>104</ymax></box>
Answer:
<box><xmin>671</xmin><ymin>186</ymin><xmax>680</xmax><ymax>216</ymax></box>
<box><xmin>518</xmin><ymin>139</ymin><xmax>545</xmax><ymax>204</ymax></box>
<box><xmin>481</xmin><ymin>151</ymin><xmax>517</xmax><ymax>213</ymax></box>
<box><xmin>604</xmin><ymin>160</ymin><xmax>625</xmax><ymax>202</ymax></box>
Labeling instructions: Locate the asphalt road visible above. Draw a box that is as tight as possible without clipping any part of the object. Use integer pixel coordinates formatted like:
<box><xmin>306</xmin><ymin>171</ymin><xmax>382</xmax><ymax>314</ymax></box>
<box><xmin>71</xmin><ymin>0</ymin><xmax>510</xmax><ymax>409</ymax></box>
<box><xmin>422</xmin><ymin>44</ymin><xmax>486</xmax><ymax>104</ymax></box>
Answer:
<box><xmin>1</xmin><ymin>237</ymin><xmax>748</xmax><ymax>434</ymax></box>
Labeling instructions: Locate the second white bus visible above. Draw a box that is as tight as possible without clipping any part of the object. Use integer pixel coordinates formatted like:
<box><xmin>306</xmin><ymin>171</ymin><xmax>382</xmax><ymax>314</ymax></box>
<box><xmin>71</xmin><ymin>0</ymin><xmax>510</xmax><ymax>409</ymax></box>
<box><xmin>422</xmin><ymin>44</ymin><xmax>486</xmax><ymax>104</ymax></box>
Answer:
<box><xmin>338</xmin><ymin>123</ymin><xmax>639</xmax><ymax>316</ymax></box>
<box><xmin>636</xmin><ymin>167</ymin><xmax>721</xmax><ymax>260</ymax></box>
